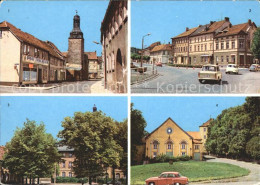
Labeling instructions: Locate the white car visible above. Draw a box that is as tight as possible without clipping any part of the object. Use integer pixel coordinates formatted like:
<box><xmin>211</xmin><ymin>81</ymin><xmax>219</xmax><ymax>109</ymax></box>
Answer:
<box><xmin>226</xmin><ymin>64</ymin><xmax>239</xmax><ymax>74</ymax></box>
<box><xmin>198</xmin><ymin>64</ymin><xmax>222</xmax><ymax>84</ymax></box>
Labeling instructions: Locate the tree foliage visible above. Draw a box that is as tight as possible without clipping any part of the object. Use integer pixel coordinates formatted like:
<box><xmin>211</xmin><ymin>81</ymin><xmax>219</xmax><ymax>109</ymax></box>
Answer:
<box><xmin>206</xmin><ymin>97</ymin><xmax>260</xmax><ymax>160</ymax></box>
<box><xmin>131</xmin><ymin>103</ymin><xmax>147</xmax><ymax>165</ymax></box>
<box><xmin>251</xmin><ymin>28</ymin><xmax>260</xmax><ymax>60</ymax></box>
<box><xmin>3</xmin><ymin>119</ymin><xmax>60</xmax><ymax>180</ymax></box>
<box><xmin>58</xmin><ymin>111</ymin><xmax>124</xmax><ymax>185</ymax></box>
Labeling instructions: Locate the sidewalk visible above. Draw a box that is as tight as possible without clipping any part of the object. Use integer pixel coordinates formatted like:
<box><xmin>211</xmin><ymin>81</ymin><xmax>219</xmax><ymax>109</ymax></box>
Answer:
<box><xmin>90</xmin><ymin>81</ymin><xmax>113</xmax><ymax>94</ymax></box>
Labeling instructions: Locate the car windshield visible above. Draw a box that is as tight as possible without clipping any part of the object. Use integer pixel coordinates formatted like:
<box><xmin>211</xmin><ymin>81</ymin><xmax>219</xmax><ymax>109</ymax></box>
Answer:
<box><xmin>202</xmin><ymin>66</ymin><xmax>217</xmax><ymax>71</ymax></box>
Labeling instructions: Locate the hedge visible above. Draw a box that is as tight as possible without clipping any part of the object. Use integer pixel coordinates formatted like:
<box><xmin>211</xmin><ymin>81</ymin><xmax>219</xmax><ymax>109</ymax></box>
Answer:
<box><xmin>148</xmin><ymin>154</ymin><xmax>191</xmax><ymax>164</ymax></box>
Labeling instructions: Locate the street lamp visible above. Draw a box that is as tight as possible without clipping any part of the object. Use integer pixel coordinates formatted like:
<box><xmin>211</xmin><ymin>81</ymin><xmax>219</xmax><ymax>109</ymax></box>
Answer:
<box><xmin>141</xmin><ymin>33</ymin><xmax>151</xmax><ymax>67</ymax></box>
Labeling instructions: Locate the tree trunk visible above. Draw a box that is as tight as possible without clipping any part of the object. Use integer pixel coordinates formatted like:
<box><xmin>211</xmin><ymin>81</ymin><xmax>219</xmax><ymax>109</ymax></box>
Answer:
<box><xmin>112</xmin><ymin>167</ymin><xmax>115</xmax><ymax>185</ymax></box>
<box><xmin>29</xmin><ymin>176</ymin><xmax>31</xmax><ymax>185</ymax></box>
<box><xmin>37</xmin><ymin>177</ymin><xmax>39</xmax><ymax>184</ymax></box>
<box><xmin>89</xmin><ymin>176</ymin><xmax>92</xmax><ymax>185</ymax></box>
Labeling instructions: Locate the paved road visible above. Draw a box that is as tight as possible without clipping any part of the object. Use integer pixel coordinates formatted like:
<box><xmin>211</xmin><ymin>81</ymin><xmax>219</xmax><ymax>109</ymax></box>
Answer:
<box><xmin>0</xmin><ymin>80</ymin><xmax>100</xmax><ymax>94</ymax></box>
<box><xmin>131</xmin><ymin>64</ymin><xmax>260</xmax><ymax>94</ymax></box>
<box><xmin>191</xmin><ymin>157</ymin><xmax>260</xmax><ymax>185</ymax></box>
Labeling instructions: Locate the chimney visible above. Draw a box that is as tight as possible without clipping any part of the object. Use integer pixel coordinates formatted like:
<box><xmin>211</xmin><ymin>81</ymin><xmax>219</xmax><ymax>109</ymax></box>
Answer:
<box><xmin>93</xmin><ymin>104</ymin><xmax>97</xmax><ymax>112</ymax></box>
<box><xmin>224</xmin><ymin>17</ymin><xmax>229</xmax><ymax>22</ymax></box>
<box><xmin>248</xmin><ymin>19</ymin><xmax>252</xmax><ymax>25</ymax></box>
<box><xmin>229</xmin><ymin>24</ymin><xmax>232</xmax><ymax>28</ymax></box>
<box><xmin>210</xmin><ymin>21</ymin><xmax>214</xmax><ymax>25</ymax></box>
<box><xmin>186</xmin><ymin>27</ymin><xmax>189</xmax><ymax>31</ymax></box>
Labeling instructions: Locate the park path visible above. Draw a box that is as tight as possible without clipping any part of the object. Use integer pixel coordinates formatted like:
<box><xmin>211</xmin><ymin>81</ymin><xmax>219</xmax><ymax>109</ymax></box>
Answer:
<box><xmin>191</xmin><ymin>156</ymin><xmax>260</xmax><ymax>185</ymax></box>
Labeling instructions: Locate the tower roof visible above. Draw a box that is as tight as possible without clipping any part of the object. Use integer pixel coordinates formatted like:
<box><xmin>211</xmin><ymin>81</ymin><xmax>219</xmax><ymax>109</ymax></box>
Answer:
<box><xmin>69</xmin><ymin>13</ymin><xmax>83</xmax><ymax>39</ymax></box>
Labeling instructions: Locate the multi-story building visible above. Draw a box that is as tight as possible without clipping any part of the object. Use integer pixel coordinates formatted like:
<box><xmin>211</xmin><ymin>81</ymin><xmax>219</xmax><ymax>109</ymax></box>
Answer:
<box><xmin>172</xmin><ymin>27</ymin><xmax>198</xmax><ymax>65</ymax></box>
<box><xmin>101</xmin><ymin>0</ymin><xmax>128</xmax><ymax>93</ymax></box>
<box><xmin>135</xmin><ymin>118</ymin><xmax>212</xmax><ymax>163</ymax></box>
<box><xmin>150</xmin><ymin>44</ymin><xmax>172</xmax><ymax>64</ymax></box>
<box><xmin>57</xmin><ymin>146</ymin><xmax>124</xmax><ymax>179</ymax></box>
<box><xmin>172</xmin><ymin>17</ymin><xmax>257</xmax><ymax>67</ymax></box>
<box><xmin>0</xmin><ymin>21</ymin><xmax>65</xmax><ymax>85</ymax></box>
<box><xmin>85</xmin><ymin>52</ymin><xmax>102</xmax><ymax>79</ymax></box>
<box><xmin>214</xmin><ymin>20</ymin><xmax>257</xmax><ymax>67</ymax></box>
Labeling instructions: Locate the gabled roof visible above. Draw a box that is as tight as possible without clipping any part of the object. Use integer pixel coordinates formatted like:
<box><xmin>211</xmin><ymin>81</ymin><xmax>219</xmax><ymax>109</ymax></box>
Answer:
<box><xmin>0</xmin><ymin>146</ymin><xmax>5</xmax><ymax>160</ymax></box>
<box><xmin>200</xmin><ymin>118</ymin><xmax>213</xmax><ymax>127</ymax></box>
<box><xmin>172</xmin><ymin>27</ymin><xmax>198</xmax><ymax>39</ymax></box>
<box><xmin>0</xmin><ymin>21</ymin><xmax>63</xmax><ymax>60</ymax></box>
<box><xmin>151</xmin><ymin>44</ymin><xmax>172</xmax><ymax>52</ymax></box>
<box><xmin>145</xmin><ymin>117</ymin><xmax>193</xmax><ymax>140</ymax></box>
<box><xmin>215</xmin><ymin>22</ymin><xmax>256</xmax><ymax>37</ymax></box>
<box><xmin>85</xmin><ymin>52</ymin><xmax>98</xmax><ymax>60</ymax></box>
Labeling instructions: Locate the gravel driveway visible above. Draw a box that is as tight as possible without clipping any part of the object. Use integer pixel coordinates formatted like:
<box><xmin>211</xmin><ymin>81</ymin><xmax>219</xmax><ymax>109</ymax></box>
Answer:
<box><xmin>191</xmin><ymin>157</ymin><xmax>260</xmax><ymax>185</ymax></box>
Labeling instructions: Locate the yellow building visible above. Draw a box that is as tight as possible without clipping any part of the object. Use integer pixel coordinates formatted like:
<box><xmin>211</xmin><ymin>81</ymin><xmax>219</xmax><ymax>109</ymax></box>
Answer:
<box><xmin>145</xmin><ymin>118</ymin><xmax>211</xmax><ymax>161</ymax></box>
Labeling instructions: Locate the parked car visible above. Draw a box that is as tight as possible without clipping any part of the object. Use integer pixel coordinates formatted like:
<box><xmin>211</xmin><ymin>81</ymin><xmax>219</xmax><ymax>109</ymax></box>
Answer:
<box><xmin>198</xmin><ymin>64</ymin><xmax>222</xmax><ymax>84</ymax></box>
<box><xmin>145</xmin><ymin>172</ymin><xmax>189</xmax><ymax>185</ymax></box>
<box><xmin>226</xmin><ymin>64</ymin><xmax>239</xmax><ymax>74</ymax></box>
<box><xmin>249</xmin><ymin>64</ymin><xmax>260</xmax><ymax>72</ymax></box>
<box><xmin>156</xmin><ymin>62</ymin><xmax>162</xmax><ymax>67</ymax></box>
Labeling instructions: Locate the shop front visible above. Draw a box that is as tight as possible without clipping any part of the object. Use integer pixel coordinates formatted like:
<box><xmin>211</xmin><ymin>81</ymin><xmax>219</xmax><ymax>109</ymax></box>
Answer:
<box><xmin>22</xmin><ymin>55</ymin><xmax>49</xmax><ymax>84</ymax></box>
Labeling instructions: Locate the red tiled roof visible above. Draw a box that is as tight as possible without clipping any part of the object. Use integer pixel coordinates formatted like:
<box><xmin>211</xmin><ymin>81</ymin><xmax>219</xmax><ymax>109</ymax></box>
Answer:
<box><xmin>85</xmin><ymin>52</ymin><xmax>98</xmax><ymax>60</ymax></box>
<box><xmin>194</xmin><ymin>20</ymin><xmax>227</xmax><ymax>36</ymax></box>
<box><xmin>151</xmin><ymin>44</ymin><xmax>172</xmax><ymax>52</ymax></box>
<box><xmin>200</xmin><ymin>118</ymin><xmax>213</xmax><ymax>127</ymax></box>
<box><xmin>0</xmin><ymin>21</ymin><xmax>63</xmax><ymax>59</ymax></box>
<box><xmin>0</xmin><ymin>146</ymin><xmax>5</xmax><ymax>160</ymax></box>
<box><xmin>187</xmin><ymin>132</ymin><xmax>202</xmax><ymax>140</ymax></box>
<box><xmin>62</xmin><ymin>52</ymin><xmax>68</xmax><ymax>57</ymax></box>
<box><xmin>172</xmin><ymin>27</ymin><xmax>198</xmax><ymax>39</ymax></box>
<box><xmin>216</xmin><ymin>23</ymin><xmax>250</xmax><ymax>37</ymax></box>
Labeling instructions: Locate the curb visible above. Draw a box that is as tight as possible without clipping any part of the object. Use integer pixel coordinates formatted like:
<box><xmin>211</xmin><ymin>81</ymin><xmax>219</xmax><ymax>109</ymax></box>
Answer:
<box><xmin>131</xmin><ymin>73</ymin><xmax>160</xmax><ymax>85</ymax></box>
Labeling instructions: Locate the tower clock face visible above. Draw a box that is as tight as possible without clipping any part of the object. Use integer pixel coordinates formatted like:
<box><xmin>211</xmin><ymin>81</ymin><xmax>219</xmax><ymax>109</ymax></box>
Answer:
<box><xmin>167</xmin><ymin>127</ymin><xmax>173</xmax><ymax>134</ymax></box>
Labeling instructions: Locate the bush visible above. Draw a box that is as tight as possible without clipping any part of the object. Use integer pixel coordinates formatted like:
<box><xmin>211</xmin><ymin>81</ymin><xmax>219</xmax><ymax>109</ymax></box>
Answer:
<box><xmin>55</xmin><ymin>177</ymin><xmax>88</xmax><ymax>183</ymax></box>
<box><xmin>148</xmin><ymin>154</ymin><xmax>191</xmax><ymax>164</ymax></box>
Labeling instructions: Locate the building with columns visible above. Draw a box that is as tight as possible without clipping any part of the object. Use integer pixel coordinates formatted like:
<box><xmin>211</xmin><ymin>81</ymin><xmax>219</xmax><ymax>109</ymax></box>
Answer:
<box><xmin>101</xmin><ymin>0</ymin><xmax>128</xmax><ymax>93</ymax></box>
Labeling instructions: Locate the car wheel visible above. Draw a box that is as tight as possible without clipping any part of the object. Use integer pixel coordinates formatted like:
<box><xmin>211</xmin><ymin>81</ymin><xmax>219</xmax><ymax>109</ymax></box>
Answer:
<box><xmin>149</xmin><ymin>182</ymin><xmax>155</xmax><ymax>185</ymax></box>
<box><xmin>175</xmin><ymin>183</ymin><xmax>181</xmax><ymax>185</ymax></box>
<box><xmin>218</xmin><ymin>79</ymin><xmax>222</xmax><ymax>85</ymax></box>
<box><xmin>199</xmin><ymin>79</ymin><xmax>204</xmax><ymax>84</ymax></box>
<box><xmin>225</xmin><ymin>72</ymin><xmax>228</xmax><ymax>74</ymax></box>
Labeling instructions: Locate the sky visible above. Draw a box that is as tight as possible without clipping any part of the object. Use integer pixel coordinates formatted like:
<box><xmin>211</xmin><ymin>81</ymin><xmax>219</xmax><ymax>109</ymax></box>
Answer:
<box><xmin>0</xmin><ymin>1</ymin><xmax>109</xmax><ymax>56</ymax></box>
<box><xmin>131</xmin><ymin>96</ymin><xmax>246</xmax><ymax>133</ymax></box>
<box><xmin>131</xmin><ymin>1</ymin><xmax>260</xmax><ymax>48</ymax></box>
<box><xmin>0</xmin><ymin>96</ymin><xmax>128</xmax><ymax>145</ymax></box>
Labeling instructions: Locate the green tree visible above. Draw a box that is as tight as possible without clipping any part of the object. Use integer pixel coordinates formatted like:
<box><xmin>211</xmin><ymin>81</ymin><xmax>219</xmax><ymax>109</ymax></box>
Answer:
<box><xmin>115</xmin><ymin>120</ymin><xmax>128</xmax><ymax>183</ymax></box>
<box><xmin>58</xmin><ymin>111</ymin><xmax>123</xmax><ymax>185</ymax></box>
<box><xmin>131</xmin><ymin>103</ymin><xmax>147</xmax><ymax>165</ymax></box>
<box><xmin>251</xmin><ymin>28</ymin><xmax>260</xmax><ymax>60</ymax></box>
<box><xmin>3</xmin><ymin>119</ymin><xmax>60</xmax><ymax>183</ymax></box>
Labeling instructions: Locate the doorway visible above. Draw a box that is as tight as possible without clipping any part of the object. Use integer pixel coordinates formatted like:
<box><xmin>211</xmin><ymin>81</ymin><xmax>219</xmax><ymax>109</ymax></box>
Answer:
<box><xmin>38</xmin><ymin>68</ymin><xmax>42</xmax><ymax>84</ymax></box>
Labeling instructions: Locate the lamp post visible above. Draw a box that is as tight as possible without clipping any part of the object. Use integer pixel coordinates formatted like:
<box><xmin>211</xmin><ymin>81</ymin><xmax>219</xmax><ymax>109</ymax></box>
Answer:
<box><xmin>141</xmin><ymin>33</ymin><xmax>151</xmax><ymax>67</ymax></box>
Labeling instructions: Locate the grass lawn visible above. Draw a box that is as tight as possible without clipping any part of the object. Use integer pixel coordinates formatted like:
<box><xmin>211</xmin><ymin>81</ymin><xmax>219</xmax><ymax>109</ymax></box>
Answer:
<box><xmin>131</xmin><ymin>161</ymin><xmax>250</xmax><ymax>185</ymax></box>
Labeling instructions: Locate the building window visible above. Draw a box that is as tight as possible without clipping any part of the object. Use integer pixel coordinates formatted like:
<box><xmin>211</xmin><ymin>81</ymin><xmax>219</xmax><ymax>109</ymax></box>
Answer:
<box><xmin>69</xmin><ymin>162</ymin><xmax>72</xmax><ymax>168</ymax></box>
<box><xmin>69</xmin><ymin>153</ymin><xmax>73</xmax><ymax>158</ymax></box>
<box><xmin>204</xmin><ymin>128</ymin><xmax>207</xmax><ymax>132</ymax></box>
<box><xmin>0</xmin><ymin>30</ymin><xmax>2</xmax><ymax>38</ymax></box>
<box><xmin>194</xmin><ymin>57</ymin><xmax>196</xmax><ymax>63</ymax></box>
<box><xmin>231</xmin><ymin>55</ymin><xmax>236</xmax><ymax>63</ymax></box>
<box><xmin>62</xmin><ymin>162</ymin><xmax>65</xmax><ymax>168</ymax></box>
<box><xmin>182</xmin><ymin>152</ymin><xmax>186</xmax><ymax>156</ymax></box>
<box><xmin>153</xmin><ymin>140</ymin><xmax>159</xmax><ymax>149</ymax></box>
<box><xmin>232</xmin><ymin>41</ymin><xmax>235</xmax><ymax>49</ymax></box>
<box><xmin>221</xmin><ymin>56</ymin><xmax>224</xmax><ymax>63</ymax></box>
<box><xmin>198</xmin><ymin>45</ymin><xmax>200</xmax><ymax>51</ymax></box>
<box><xmin>194</xmin><ymin>45</ymin><xmax>196</xmax><ymax>51</ymax></box>
<box><xmin>153</xmin><ymin>152</ymin><xmax>157</xmax><ymax>158</ymax></box>
<box><xmin>23</xmin><ymin>64</ymin><xmax>37</xmax><ymax>82</ymax></box>
<box><xmin>221</xmin><ymin>42</ymin><xmax>224</xmax><ymax>50</ymax></box>
<box><xmin>167</xmin><ymin>144</ymin><xmax>172</xmax><ymax>149</ymax></box>
<box><xmin>216</xmin><ymin>43</ymin><xmax>219</xmax><ymax>50</ymax></box>
<box><xmin>239</xmin><ymin>40</ymin><xmax>244</xmax><ymax>49</ymax></box>
<box><xmin>195</xmin><ymin>145</ymin><xmax>199</xmax><ymax>150</ymax></box>
<box><xmin>62</xmin><ymin>172</ymin><xmax>66</xmax><ymax>177</ymax></box>
<box><xmin>226</xmin><ymin>56</ymin><xmax>229</xmax><ymax>63</ymax></box>
<box><xmin>201</xmin><ymin>44</ymin><xmax>203</xmax><ymax>51</ymax></box>
<box><xmin>226</xmin><ymin>41</ymin><xmax>229</xmax><ymax>49</ymax></box>
<box><xmin>69</xmin><ymin>172</ymin><xmax>72</xmax><ymax>177</ymax></box>
<box><xmin>205</xmin><ymin>44</ymin><xmax>207</xmax><ymax>51</ymax></box>
<box><xmin>204</xmin><ymin>135</ymin><xmax>206</xmax><ymax>139</ymax></box>
<box><xmin>116</xmin><ymin>173</ymin><xmax>120</xmax><ymax>179</ymax></box>
<box><xmin>216</xmin><ymin>56</ymin><xmax>219</xmax><ymax>63</ymax></box>
<box><xmin>189</xmin><ymin>46</ymin><xmax>192</xmax><ymax>52</ymax></box>
<box><xmin>181</xmin><ymin>141</ymin><xmax>186</xmax><ymax>149</ymax></box>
